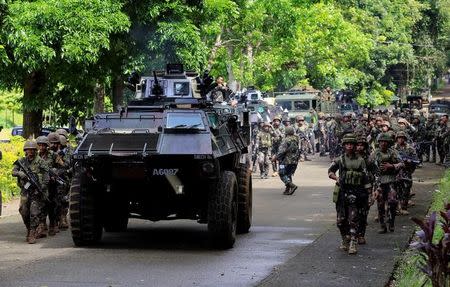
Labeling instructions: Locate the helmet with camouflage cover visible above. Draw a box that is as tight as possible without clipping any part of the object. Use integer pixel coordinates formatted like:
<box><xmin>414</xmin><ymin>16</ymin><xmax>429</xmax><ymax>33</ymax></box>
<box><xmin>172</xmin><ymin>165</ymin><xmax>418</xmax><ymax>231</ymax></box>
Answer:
<box><xmin>342</xmin><ymin>133</ymin><xmax>357</xmax><ymax>144</ymax></box>
<box><xmin>357</xmin><ymin>136</ymin><xmax>368</xmax><ymax>144</ymax></box>
<box><xmin>334</xmin><ymin>113</ymin><xmax>342</xmax><ymax>121</ymax></box>
<box><xmin>56</xmin><ymin>128</ymin><xmax>69</xmax><ymax>138</ymax></box>
<box><xmin>285</xmin><ymin>126</ymin><xmax>295</xmax><ymax>136</ymax></box>
<box><xmin>48</xmin><ymin>132</ymin><xmax>60</xmax><ymax>144</ymax></box>
<box><xmin>318</xmin><ymin>112</ymin><xmax>325</xmax><ymax>118</ymax></box>
<box><xmin>272</xmin><ymin>115</ymin><xmax>282</xmax><ymax>122</ymax></box>
<box><xmin>381</xmin><ymin>121</ymin><xmax>391</xmax><ymax>128</ymax></box>
<box><xmin>396</xmin><ymin>131</ymin><xmax>408</xmax><ymax>139</ymax></box>
<box><xmin>36</xmin><ymin>136</ymin><xmax>49</xmax><ymax>146</ymax></box>
<box><xmin>343</xmin><ymin>112</ymin><xmax>352</xmax><ymax>118</ymax></box>
<box><xmin>23</xmin><ymin>140</ymin><xmax>38</xmax><ymax>151</ymax></box>
<box><xmin>378</xmin><ymin>133</ymin><xmax>393</xmax><ymax>143</ymax></box>
<box><xmin>398</xmin><ymin>118</ymin><xmax>408</xmax><ymax>125</ymax></box>
<box><xmin>59</xmin><ymin>135</ymin><xmax>67</xmax><ymax>146</ymax></box>
<box><xmin>295</xmin><ymin>115</ymin><xmax>305</xmax><ymax>121</ymax></box>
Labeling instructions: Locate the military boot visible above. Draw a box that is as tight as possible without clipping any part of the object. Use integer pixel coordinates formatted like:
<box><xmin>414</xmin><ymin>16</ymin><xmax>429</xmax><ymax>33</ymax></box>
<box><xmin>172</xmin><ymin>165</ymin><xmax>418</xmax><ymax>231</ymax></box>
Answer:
<box><xmin>348</xmin><ymin>239</ymin><xmax>358</xmax><ymax>255</ymax></box>
<box><xmin>27</xmin><ymin>230</ymin><xmax>37</xmax><ymax>244</ymax></box>
<box><xmin>388</xmin><ymin>221</ymin><xmax>395</xmax><ymax>232</ymax></box>
<box><xmin>48</xmin><ymin>224</ymin><xmax>57</xmax><ymax>236</ymax></box>
<box><xmin>378</xmin><ymin>223</ymin><xmax>387</xmax><ymax>234</ymax></box>
<box><xmin>25</xmin><ymin>229</ymin><xmax>31</xmax><ymax>242</ymax></box>
<box><xmin>59</xmin><ymin>215</ymin><xmax>69</xmax><ymax>230</ymax></box>
<box><xmin>357</xmin><ymin>236</ymin><xmax>366</xmax><ymax>245</ymax></box>
<box><xmin>287</xmin><ymin>183</ymin><xmax>298</xmax><ymax>195</ymax></box>
<box><xmin>36</xmin><ymin>223</ymin><xmax>47</xmax><ymax>238</ymax></box>
<box><xmin>339</xmin><ymin>236</ymin><xmax>350</xmax><ymax>251</ymax></box>
<box><xmin>283</xmin><ymin>185</ymin><xmax>290</xmax><ymax>195</ymax></box>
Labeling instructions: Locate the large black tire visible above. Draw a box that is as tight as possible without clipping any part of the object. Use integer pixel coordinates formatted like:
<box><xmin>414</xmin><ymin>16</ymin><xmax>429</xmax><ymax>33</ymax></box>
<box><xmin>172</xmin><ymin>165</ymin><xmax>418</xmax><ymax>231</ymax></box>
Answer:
<box><xmin>237</xmin><ymin>164</ymin><xmax>252</xmax><ymax>234</ymax></box>
<box><xmin>208</xmin><ymin>171</ymin><xmax>238</xmax><ymax>249</ymax></box>
<box><xmin>69</xmin><ymin>170</ymin><xmax>103</xmax><ymax>246</ymax></box>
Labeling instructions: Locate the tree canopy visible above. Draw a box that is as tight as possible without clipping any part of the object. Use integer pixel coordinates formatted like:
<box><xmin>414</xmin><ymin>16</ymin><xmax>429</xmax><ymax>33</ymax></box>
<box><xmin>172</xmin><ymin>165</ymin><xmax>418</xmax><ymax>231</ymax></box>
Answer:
<box><xmin>0</xmin><ymin>0</ymin><xmax>449</xmax><ymax>134</ymax></box>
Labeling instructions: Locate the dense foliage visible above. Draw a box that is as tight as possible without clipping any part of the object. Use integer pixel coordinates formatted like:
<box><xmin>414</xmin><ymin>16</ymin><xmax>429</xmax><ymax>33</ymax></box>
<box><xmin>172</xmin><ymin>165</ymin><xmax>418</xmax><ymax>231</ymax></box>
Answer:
<box><xmin>0</xmin><ymin>0</ymin><xmax>449</xmax><ymax>133</ymax></box>
<box><xmin>0</xmin><ymin>136</ymin><xmax>24</xmax><ymax>202</ymax></box>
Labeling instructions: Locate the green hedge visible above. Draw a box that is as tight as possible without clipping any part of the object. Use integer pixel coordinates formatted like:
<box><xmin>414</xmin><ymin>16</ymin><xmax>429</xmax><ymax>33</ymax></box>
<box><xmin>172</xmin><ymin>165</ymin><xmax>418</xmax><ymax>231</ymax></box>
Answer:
<box><xmin>0</xmin><ymin>136</ymin><xmax>25</xmax><ymax>202</ymax></box>
<box><xmin>392</xmin><ymin>170</ymin><xmax>450</xmax><ymax>287</ymax></box>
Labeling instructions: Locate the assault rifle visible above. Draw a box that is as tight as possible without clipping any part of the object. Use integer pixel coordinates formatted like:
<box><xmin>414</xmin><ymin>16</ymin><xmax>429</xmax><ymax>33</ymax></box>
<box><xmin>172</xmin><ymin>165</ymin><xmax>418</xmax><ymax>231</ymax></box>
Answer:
<box><xmin>398</xmin><ymin>152</ymin><xmax>421</xmax><ymax>165</ymax></box>
<box><xmin>49</xmin><ymin>169</ymin><xmax>67</xmax><ymax>186</ymax></box>
<box><xmin>14</xmin><ymin>160</ymin><xmax>43</xmax><ymax>193</ymax></box>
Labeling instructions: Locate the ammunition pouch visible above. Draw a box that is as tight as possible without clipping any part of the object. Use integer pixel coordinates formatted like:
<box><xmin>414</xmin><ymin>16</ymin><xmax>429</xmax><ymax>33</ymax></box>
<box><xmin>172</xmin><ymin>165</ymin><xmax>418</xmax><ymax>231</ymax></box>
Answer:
<box><xmin>342</xmin><ymin>170</ymin><xmax>364</xmax><ymax>186</ymax></box>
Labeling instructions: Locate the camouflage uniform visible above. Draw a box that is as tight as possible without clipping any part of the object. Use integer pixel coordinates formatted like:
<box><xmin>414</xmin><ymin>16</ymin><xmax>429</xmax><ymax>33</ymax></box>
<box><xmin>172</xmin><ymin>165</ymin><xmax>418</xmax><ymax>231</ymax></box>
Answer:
<box><xmin>424</xmin><ymin>117</ymin><xmax>437</xmax><ymax>162</ymax></box>
<box><xmin>257</xmin><ymin>124</ymin><xmax>272</xmax><ymax>178</ymax></box>
<box><xmin>436</xmin><ymin>121</ymin><xmax>448</xmax><ymax>164</ymax></box>
<box><xmin>12</xmin><ymin>142</ymin><xmax>49</xmax><ymax>243</ymax></box>
<box><xmin>57</xmin><ymin>135</ymin><xmax>72</xmax><ymax>229</ymax></box>
<box><xmin>271</xmin><ymin>118</ymin><xmax>285</xmax><ymax>175</ymax></box>
<box><xmin>328</xmin><ymin>134</ymin><xmax>370</xmax><ymax>254</ymax></box>
<box><xmin>295</xmin><ymin>119</ymin><xmax>311</xmax><ymax>160</ymax></box>
<box><xmin>394</xmin><ymin>134</ymin><xmax>417</xmax><ymax>212</ymax></box>
<box><xmin>371</xmin><ymin>134</ymin><xmax>404</xmax><ymax>233</ymax></box>
<box><xmin>275</xmin><ymin>127</ymin><xmax>299</xmax><ymax>195</ymax></box>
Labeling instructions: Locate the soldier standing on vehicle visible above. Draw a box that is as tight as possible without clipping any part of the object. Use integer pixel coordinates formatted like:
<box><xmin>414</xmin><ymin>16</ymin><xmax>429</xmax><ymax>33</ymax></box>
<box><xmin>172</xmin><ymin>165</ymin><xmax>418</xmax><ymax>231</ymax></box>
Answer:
<box><xmin>371</xmin><ymin>133</ymin><xmax>404</xmax><ymax>234</ymax></box>
<box><xmin>328</xmin><ymin>134</ymin><xmax>371</xmax><ymax>255</ymax></box>
<box><xmin>270</xmin><ymin>116</ymin><xmax>284</xmax><ymax>177</ymax></box>
<box><xmin>12</xmin><ymin>141</ymin><xmax>49</xmax><ymax>244</ymax></box>
<box><xmin>394</xmin><ymin>131</ymin><xmax>418</xmax><ymax>215</ymax></box>
<box><xmin>273</xmin><ymin>126</ymin><xmax>299</xmax><ymax>195</ymax></box>
<box><xmin>257</xmin><ymin>122</ymin><xmax>272</xmax><ymax>179</ymax></box>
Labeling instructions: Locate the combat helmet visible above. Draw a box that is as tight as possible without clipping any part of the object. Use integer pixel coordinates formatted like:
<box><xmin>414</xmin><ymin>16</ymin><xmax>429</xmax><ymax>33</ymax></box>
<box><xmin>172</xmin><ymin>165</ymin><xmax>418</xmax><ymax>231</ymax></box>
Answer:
<box><xmin>357</xmin><ymin>136</ymin><xmax>368</xmax><ymax>144</ymax></box>
<box><xmin>48</xmin><ymin>132</ymin><xmax>60</xmax><ymax>144</ymax></box>
<box><xmin>23</xmin><ymin>140</ymin><xmax>38</xmax><ymax>151</ymax></box>
<box><xmin>396</xmin><ymin>131</ymin><xmax>408</xmax><ymax>139</ymax></box>
<box><xmin>36</xmin><ymin>136</ymin><xmax>50</xmax><ymax>146</ymax></box>
<box><xmin>59</xmin><ymin>135</ymin><xmax>67</xmax><ymax>146</ymax></box>
<box><xmin>296</xmin><ymin>115</ymin><xmax>305</xmax><ymax>121</ymax></box>
<box><xmin>56</xmin><ymin>128</ymin><xmax>69</xmax><ymax>138</ymax></box>
<box><xmin>285</xmin><ymin>126</ymin><xmax>295</xmax><ymax>136</ymax></box>
<box><xmin>378</xmin><ymin>133</ymin><xmax>393</xmax><ymax>143</ymax></box>
<box><xmin>342</xmin><ymin>133</ymin><xmax>357</xmax><ymax>144</ymax></box>
<box><xmin>272</xmin><ymin>115</ymin><xmax>282</xmax><ymax>122</ymax></box>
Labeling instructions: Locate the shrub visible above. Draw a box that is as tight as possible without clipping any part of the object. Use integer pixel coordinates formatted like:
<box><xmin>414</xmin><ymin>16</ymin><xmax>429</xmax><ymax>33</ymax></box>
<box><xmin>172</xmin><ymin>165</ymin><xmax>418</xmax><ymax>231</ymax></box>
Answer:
<box><xmin>0</xmin><ymin>136</ymin><xmax>24</xmax><ymax>202</ymax></box>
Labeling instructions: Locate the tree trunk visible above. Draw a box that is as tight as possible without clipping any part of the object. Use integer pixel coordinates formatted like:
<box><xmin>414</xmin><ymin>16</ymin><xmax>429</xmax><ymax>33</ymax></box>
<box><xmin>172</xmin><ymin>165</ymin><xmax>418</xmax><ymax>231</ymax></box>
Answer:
<box><xmin>112</xmin><ymin>76</ymin><xmax>124</xmax><ymax>112</ymax></box>
<box><xmin>207</xmin><ymin>32</ymin><xmax>223</xmax><ymax>70</ymax></box>
<box><xmin>226</xmin><ymin>46</ymin><xmax>238</xmax><ymax>92</ymax></box>
<box><xmin>23</xmin><ymin>72</ymin><xmax>44</xmax><ymax>139</ymax></box>
<box><xmin>93</xmin><ymin>83</ymin><xmax>105</xmax><ymax>114</ymax></box>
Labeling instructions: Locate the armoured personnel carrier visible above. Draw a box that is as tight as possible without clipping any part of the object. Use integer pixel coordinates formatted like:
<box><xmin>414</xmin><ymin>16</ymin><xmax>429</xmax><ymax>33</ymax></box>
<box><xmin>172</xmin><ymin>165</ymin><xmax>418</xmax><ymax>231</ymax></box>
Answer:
<box><xmin>71</xmin><ymin>64</ymin><xmax>252</xmax><ymax>249</ymax></box>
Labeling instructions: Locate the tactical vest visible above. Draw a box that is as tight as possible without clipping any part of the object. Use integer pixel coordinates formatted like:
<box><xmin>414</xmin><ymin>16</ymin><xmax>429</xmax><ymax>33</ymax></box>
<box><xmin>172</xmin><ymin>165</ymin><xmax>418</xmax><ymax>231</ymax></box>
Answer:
<box><xmin>339</xmin><ymin>155</ymin><xmax>365</xmax><ymax>186</ymax></box>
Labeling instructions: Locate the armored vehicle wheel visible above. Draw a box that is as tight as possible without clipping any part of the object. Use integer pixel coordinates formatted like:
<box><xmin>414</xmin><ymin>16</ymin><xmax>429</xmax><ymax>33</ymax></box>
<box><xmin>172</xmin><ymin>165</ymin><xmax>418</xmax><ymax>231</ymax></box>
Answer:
<box><xmin>208</xmin><ymin>171</ymin><xmax>238</xmax><ymax>249</ymax></box>
<box><xmin>237</xmin><ymin>164</ymin><xmax>252</xmax><ymax>234</ymax></box>
<box><xmin>69</xmin><ymin>170</ymin><xmax>103</xmax><ymax>246</ymax></box>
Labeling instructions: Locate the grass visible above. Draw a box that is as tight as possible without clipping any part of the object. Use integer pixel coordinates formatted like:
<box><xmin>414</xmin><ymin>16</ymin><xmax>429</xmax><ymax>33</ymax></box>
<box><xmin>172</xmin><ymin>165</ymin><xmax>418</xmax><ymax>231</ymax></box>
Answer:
<box><xmin>392</xmin><ymin>170</ymin><xmax>450</xmax><ymax>287</ymax></box>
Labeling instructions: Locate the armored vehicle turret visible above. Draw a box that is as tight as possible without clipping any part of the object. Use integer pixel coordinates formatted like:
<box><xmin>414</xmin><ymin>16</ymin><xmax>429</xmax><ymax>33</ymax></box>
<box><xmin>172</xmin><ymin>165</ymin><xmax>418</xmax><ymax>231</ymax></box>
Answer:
<box><xmin>70</xmin><ymin>64</ymin><xmax>252</xmax><ymax>249</ymax></box>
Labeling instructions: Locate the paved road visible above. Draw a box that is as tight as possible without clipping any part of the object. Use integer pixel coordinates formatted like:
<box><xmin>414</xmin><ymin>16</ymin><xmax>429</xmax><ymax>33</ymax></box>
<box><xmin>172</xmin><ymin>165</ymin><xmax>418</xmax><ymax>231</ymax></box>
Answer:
<box><xmin>0</xmin><ymin>157</ymin><xmax>337</xmax><ymax>287</ymax></box>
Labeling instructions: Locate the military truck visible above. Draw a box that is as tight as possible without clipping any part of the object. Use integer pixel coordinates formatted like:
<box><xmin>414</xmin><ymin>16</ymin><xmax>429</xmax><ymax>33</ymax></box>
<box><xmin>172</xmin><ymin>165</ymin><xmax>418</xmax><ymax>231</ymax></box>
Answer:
<box><xmin>71</xmin><ymin>64</ymin><xmax>252</xmax><ymax>249</ymax></box>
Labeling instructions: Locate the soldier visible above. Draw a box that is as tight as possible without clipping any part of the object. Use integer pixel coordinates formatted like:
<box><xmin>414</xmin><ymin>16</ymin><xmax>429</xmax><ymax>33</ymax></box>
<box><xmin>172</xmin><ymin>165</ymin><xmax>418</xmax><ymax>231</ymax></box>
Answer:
<box><xmin>271</xmin><ymin>116</ymin><xmax>284</xmax><ymax>177</ymax></box>
<box><xmin>316</xmin><ymin>113</ymin><xmax>327</xmax><ymax>156</ymax></box>
<box><xmin>394</xmin><ymin>131</ymin><xmax>418</xmax><ymax>215</ymax></box>
<box><xmin>355</xmin><ymin>136</ymin><xmax>375</xmax><ymax>244</ymax></box>
<box><xmin>12</xmin><ymin>140</ymin><xmax>49</xmax><ymax>244</ymax></box>
<box><xmin>371</xmin><ymin>133</ymin><xmax>404</xmax><ymax>233</ymax></box>
<box><xmin>424</xmin><ymin>115</ymin><xmax>437</xmax><ymax>163</ymax></box>
<box><xmin>328</xmin><ymin>134</ymin><xmax>371</xmax><ymax>255</ymax></box>
<box><xmin>257</xmin><ymin>122</ymin><xmax>272</xmax><ymax>179</ymax></box>
<box><xmin>57</xmin><ymin>135</ymin><xmax>72</xmax><ymax>229</ymax></box>
<box><xmin>436</xmin><ymin>115</ymin><xmax>449</xmax><ymax>164</ymax></box>
<box><xmin>36</xmin><ymin>136</ymin><xmax>54</xmax><ymax>238</ymax></box>
<box><xmin>295</xmin><ymin>116</ymin><xmax>311</xmax><ymax>161</ymax></box>
<box><xmin>273</xmin><ymin>126</ymin><xmax>299</xmax><ymax>195</ymax></box>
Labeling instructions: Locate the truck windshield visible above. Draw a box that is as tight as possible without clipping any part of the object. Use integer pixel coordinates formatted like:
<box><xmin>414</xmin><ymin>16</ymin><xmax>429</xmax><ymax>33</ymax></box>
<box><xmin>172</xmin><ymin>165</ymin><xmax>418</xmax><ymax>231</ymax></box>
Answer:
<box><xmin>166</xmin><ymin>113</ymin><xmax>205</xmax><ymax>129</ymax></box>
<box><xmin>293</xmin><ymin>100</ymin><xmax>310</xmax><ymax>110</ymax></box>
<box><xmin>276</xmin><ymin>100</ymin><xmax>292</xmax><ymax>111</ymax></box>
<box><xmin>174</xmin><ymin>82</ymin><xmax>190</xmax><ymax>96</ymax></box>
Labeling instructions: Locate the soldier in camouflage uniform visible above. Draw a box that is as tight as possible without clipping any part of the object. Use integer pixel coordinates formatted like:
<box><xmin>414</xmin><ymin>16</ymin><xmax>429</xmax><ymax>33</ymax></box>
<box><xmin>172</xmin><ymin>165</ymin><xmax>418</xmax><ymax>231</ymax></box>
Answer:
<box><xmin>316</xmin><ymin>113</ymin><xmax>327</xmax><ymax>156</ymax></box>
<box><xmin>57</xmin><ymin>134</ymin><xmax>72</xmax><ymax>229</ymax></box>
<box><xmin>271</xmin><ymin>116</ymin><xmax>285</xmax><ymax>177</ymax></box>
<box><xmin>257</xmin><ymin>122</ymin><xmax>272</xmax><ymax>179</ymax></box>
<box><xmin>12</xmin><ymin>141</ymin><xmax>49</xmax><ymax>244</ymax></box>
<box><xmin>371</xmin><ymin>133</ymin><xmax>404</xmax><ymax>233</ymax></box>
<box><xmin>273</xmin><ymin>126</ymin><xmax>299</xmax><ymax>195</ymax></box>
<box><xmin>328</xmin><ymin>134</ymin><xmax>371</xmax><ymax>255</ymax></box>
<box><xmin>394</xmin><ymin>131</ymin><xmax>418</xmax><ymax>215</ymax></box>
<box><xmin>295</xmin><ymin>116</ymin><xmax>311</xmax><ymax>161</ymax></box>
<box><xmin>424</xmin><ymin>115</ymin><xmax>437</xmax><ymax>163</ymax></box>
<box><xmin>436</xmin><ymin>116</ymin><xmax>449</xmax><ymax>164</ymax></box>
<box><xmin>355</xmin><ymin>136</ymin><xmax>375</xmax><ymax>245</ymax></box>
